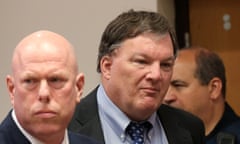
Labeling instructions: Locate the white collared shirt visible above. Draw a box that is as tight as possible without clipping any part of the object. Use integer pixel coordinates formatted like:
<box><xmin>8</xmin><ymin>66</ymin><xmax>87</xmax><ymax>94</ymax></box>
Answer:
<box><xmin>12</xmin><ymin>110</ymin><xmax>69</xmax><ymax>144</ymax></box>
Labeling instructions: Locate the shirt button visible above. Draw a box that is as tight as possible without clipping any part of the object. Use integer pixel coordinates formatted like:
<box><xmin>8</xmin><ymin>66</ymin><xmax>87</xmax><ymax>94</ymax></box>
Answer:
<box><xmin>120</xmin><ymin>134</ymin><xmax>125</xmax><ymax>139</ymax></box>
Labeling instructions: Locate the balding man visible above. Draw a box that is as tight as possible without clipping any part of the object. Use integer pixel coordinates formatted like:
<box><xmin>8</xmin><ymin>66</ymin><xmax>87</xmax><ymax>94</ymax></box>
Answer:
<box><xmin>0</xmin><ymin>30</ymin><xmax>99</xmax><ymax>144</ymax></box>
<box><xmin>164</xmin><ymin>46</ymin><xmax>240</xmax><ymax>144</ymax></box>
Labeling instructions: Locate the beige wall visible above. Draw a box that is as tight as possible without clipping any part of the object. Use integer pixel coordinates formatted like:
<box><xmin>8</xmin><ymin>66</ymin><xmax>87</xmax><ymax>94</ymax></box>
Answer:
<box><xmin>0</xmin><ymin>0</ymin><xmax>174</xmax><ymax>121</ymax></box>
<box><xmin>158</xmin><ymin>0</ymin><xmax>175</xmax><ymax>27</ymax></box>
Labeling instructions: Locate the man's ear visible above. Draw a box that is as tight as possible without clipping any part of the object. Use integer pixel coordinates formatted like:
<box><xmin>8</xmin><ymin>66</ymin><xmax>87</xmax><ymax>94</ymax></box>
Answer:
<box><xmin>75</xmin><ymin>73</ymin><xmax>85</xmax><ymax>103</ymax></box>
<box><xmin>208</xmin><ymin>77</ymin><xmax>222</xmax><ymax>100</ymax></box>
<box><xmin>100</xmin><ymin>55</ymin><xmax>112</xmax><ymax>80</ymax></box>
<box><xmin>6</xmin><ymin>75</ymin><xmax>15</xmax><ymax>106</ymax></box>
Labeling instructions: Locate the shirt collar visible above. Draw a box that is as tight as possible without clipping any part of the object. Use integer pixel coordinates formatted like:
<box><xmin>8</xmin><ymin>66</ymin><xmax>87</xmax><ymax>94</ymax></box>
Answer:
<box><xmin>97</xmin><ymin>84</ymin><xmax>158</xmax><ymax>141</ymax></box>
<box><xmin>97</xmin><ymin>84</ymin><xmax>129</xmax><ymax>138</ymax></box>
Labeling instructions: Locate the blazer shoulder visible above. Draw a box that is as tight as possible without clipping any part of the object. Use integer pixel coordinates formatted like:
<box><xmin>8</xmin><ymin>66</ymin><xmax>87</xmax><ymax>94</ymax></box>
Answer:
<box><xmin>0</xmin><ymin>111</ymin><xmax>31</xmax><ymax>144</ymax></box>
<box><xmin>159</xmin><ymin>104</ymin><xmax>203</xmax><ymax>124</ymax></box>
<box><xmin>158</xmin><ymin>104</ymin><xmax>205</xmax><ymax>144</ymax></box>
<box><xmin>68</xmin><ymin>131</ymin><xmax>100</xmax><ymax>144</ymax></box>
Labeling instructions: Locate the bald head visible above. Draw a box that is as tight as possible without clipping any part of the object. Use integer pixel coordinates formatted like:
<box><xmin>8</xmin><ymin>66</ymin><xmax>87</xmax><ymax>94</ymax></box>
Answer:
<box><xmin>5</xmin><ymin>30</ymin><xmax>85</xmax><ymax>143</ymax></box>
<box><xmin>11</xmin><ymin>30</ymin><xmax>78</xmax><ymax>76</ymax></box>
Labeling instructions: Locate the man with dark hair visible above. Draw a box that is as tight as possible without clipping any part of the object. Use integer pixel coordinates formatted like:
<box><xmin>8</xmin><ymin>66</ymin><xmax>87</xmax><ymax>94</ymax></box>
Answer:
<box><xmin>164</xmin><ymin>46</ymin><xmax>240</xmax><ymax>144</ymax></box>
<box><xmin>69</xmin><ymin>10</ymin><xmax>205</xmax><ymax>144</ymax></box>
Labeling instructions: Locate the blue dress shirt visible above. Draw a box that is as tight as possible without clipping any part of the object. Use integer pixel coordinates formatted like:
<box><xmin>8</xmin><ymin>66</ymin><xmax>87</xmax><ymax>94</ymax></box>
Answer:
<box><xmin>97</xmin><ymin>84</ymin><xmax>168</xmax><ymax>144</ymax></box>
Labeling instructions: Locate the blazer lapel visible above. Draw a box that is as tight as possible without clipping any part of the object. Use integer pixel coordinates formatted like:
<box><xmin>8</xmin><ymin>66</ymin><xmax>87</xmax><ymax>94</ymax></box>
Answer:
<box><xmin>0</xmin><ymin>111</ymin><xmax>31</xmax><ymax>144</ymax></box>
<box><xmin>157</xmin><ymin>105</ymin><xmax>193</xmax><ymax>144</ymax></box>
<box><xmin>69</xmin><ymin>86</ymin><xmax>105</xmax><ymax>143</ymax></box>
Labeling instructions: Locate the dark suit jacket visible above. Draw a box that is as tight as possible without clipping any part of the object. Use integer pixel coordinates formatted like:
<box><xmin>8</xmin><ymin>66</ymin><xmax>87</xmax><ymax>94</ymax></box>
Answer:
<box><xmin>0</xmin><ymin>111</ymin><xmax>99</xmax><ymax>144</ymax></box>
<box><xmin>69</xmin><ymin>86</ymin><xmax>205</xmax><ymax>144</ymax></box>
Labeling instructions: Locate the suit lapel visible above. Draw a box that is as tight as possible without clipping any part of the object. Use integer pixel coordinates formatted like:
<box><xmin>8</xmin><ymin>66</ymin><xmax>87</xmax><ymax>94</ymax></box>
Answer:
<box><xmin>157</xmin><ymin>105</ymin><xmax>193</xmax><ymax>144</ymax></box>
<box><xmin>70</xmin><ymin>87</ymin><xmax>201</xmax><ymax>144</ymax></box>
<box><xmin>0</xmin><ymin>111</ymin><xmax>31</xmax><ymax>144</ymax></box>
<box><xmin>70</xmin><ymin>86</ymin><xmax>105</xmax><ymax>143</ymax></box>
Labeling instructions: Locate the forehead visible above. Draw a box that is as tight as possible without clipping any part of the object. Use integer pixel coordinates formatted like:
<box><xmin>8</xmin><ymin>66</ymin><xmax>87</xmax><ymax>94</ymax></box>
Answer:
<box><xmin>12</xmin><ymin>40</ymin><xmax>74</xmax><ymax>75</ymax></box>
<box><xmin>21</xmin><ymin>42</ymin><xmax>68</xmax><ymax>63</ymax></box>
<box><xmin>117</xmin><ymin>33</ymin><xmax>174</xmax><ymax>58</ymax></box>
<box><xmin>173</xmin><ymin>50</ymin><xmax>197</xmax><ymax>79</ymax></box>
<box><xmin>15</xmin><ymin>54</ymin><xmax>71</xmax><ymax>78</ymax></box>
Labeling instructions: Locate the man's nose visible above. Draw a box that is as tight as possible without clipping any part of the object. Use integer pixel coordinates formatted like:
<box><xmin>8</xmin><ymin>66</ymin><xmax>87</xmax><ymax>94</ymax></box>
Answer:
<box><xmin>146</xmin><ymin>63</ymin><xmax>162</xmax><ymax>80</ymax></box>
<box><xmin>163</xmin><ymin>87</ymin><xmax>176</xmax><ymax>104</ymax></box>
<box><xmin>38</xmin><ymin>80</ymin><xmax>50</xmax><ymax>103</ymax></box>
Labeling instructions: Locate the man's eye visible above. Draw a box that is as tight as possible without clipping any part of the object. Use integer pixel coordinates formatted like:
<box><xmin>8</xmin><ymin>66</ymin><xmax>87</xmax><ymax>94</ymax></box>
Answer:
<box><xmin>172</xmin><ymin>82</ymin><xmax>188</xmax><ymax>89</ymax></box>
<box><xmin>161</xmin><ymin>62</ymin><xmax>173</xmax><ymax>71</ymax></box>
<box><xmin>23</xmin><ymin>79</ymin><xmax>38</xmax><ymax>89</ymax></box>
<box><xmin>173</xmin><ymin>83</ymin><xmax>184</xmax><ymax>87</ymax></box>
<box><xmin>137</xmin><ymin>60</ymin><xmax>147</xmax><ymax>64</ymax></box>
<box><xmin>134</xmin><ymin>58</ymin><xmax>148</xmax><ymax>65</ymax></box>
<box><xmin>24</xmin><ymin>79</ymin><xmax>36</xmax><ymax>84</ymax></box>
<box><xmin>49</xmin><ymin>77</ymin><xmax>61</xmax><ymax>83</ymax></box>
<box><xmin>48</xmin><ymin>77</ymin><xmax>66</xmax><ymax>89</ymax></box>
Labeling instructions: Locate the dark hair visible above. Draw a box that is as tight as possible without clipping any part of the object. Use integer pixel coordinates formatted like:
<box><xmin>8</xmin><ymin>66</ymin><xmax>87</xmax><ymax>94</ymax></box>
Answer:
<box><xmin>193</xmin><ymin>48</ymin><xmax>226</xmax><ymax>98</ymax></box>
<box><xmin>97</xmin><ymin>9</ymin><xmax>178</xmax><ymax>72</ymax></box>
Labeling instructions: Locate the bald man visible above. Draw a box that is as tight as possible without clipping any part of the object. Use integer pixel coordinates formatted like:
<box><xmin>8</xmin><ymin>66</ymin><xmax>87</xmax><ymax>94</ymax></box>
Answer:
<box><xmin>164</xmin><ymin>47</ymin><xmax>240</xmax><ymax>144</ymax></box>
<box><xmin>0</xmin><ymin>30</ymin><xmax>99</xmax><ymax>144</ymax></box>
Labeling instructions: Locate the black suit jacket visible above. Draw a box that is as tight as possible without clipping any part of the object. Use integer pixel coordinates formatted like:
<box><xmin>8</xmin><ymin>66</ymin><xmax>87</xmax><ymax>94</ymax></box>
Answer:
<box><xmin>0</xmin><ymin>111</ymin><xmax>99</xmax><ymax>144</ymax></box>
<box><xmin>69</xmin><ymin>86</ymin><xmax>205</xmax><ymax>144</ymax></box>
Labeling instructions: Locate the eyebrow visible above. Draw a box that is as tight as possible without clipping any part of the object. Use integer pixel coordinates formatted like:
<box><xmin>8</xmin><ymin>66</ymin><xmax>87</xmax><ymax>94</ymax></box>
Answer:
<box><xmin>133</xmin><ymin>53</ymin><xmax>175</xmax><ymax>61</ymax></box>
<box><xmin>171</xmin><ymin>79</ymin><xmax>188</xmax><ymax>85</ymax></box>
<box><xmin>163</xmin><ymin>56</ymin><xmax>175</xmax><ymax>61</ymax></box>
<box><xmin>20</xmin><ymin>71</ymin><xmax>36</xmax><ymax>78</ymax></box>
<box><xmin>20</xmin><ymin>70</ymin><xmax>69</xmax><ymax>78</ymax></box>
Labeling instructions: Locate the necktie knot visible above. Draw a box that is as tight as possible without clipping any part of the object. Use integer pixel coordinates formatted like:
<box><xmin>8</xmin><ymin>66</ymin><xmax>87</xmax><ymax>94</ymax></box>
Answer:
<box><xmin>126</xmin><ymin>121</ymin><xmax>152</xmax><ymax>144</ymax></box>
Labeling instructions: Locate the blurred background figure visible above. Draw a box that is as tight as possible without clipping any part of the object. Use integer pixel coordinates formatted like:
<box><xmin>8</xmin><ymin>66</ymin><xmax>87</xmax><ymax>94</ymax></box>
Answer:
<box><xmin>164</xmin><ymin>46</ymin><xmax>240</xmax><ymax>144</ymax></box>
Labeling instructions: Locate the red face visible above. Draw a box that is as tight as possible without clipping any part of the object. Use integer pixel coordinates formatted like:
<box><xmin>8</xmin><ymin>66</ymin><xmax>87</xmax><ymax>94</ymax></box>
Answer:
<box><xmin>101</xmin><ymin>33</ymin><xmax>175</xmax><ymax>121</ymax></box>
<box><xmin>6</xmin><ymin>38</ymin><xmax>84</xmax><ymax>140</ymax></box>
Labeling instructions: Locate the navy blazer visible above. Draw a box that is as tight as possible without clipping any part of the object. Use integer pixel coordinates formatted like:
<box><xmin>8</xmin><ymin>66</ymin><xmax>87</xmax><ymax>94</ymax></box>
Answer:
<box><xmin>0</xmin><ymin>111</ymin><xmax>99</xmax><ymax>144</ymax></box>
<box><xmin>69</xmin><ymin>86</ymin><xmax>205</xmax><ymax>144</ymax></box>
